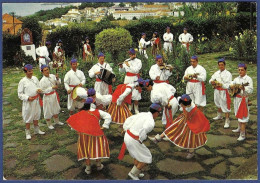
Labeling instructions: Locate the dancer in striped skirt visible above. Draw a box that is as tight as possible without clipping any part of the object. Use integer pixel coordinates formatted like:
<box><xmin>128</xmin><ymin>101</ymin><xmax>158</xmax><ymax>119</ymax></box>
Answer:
<box><xmin>107</xmin><ymin>79</ymin><xmax>143</xmax><ymax>126</ymax></box>
<box><xmin>67</xmin><ymin>97</ymin><xmax>112</xmax><ymax>175</ymax></box>
<box><xmin>149</xmin><ymin>94</ymin><xmax>210</xmax><ymax>159</ymax></box>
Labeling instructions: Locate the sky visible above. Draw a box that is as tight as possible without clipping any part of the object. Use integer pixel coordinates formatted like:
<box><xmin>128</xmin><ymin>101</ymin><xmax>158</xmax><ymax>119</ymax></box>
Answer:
<box><xmin>2</xmin><ymin>3</ymin><xmax>73</xmax><ymax>16</ymax></box>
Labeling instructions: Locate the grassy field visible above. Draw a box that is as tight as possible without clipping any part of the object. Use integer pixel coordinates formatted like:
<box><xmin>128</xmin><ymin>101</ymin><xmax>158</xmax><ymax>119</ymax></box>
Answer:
<box><xmin>2</xmin><ymin>51</ymin><xmax>257</xmax><ymax>180</ymax></box>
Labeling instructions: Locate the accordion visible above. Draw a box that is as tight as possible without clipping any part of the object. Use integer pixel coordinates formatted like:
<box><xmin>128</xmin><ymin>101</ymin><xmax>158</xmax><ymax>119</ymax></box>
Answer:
<box><xmin>97</xmin><ymin>69</ymin><xmax>115</xmax><ymax>85</ymax></box>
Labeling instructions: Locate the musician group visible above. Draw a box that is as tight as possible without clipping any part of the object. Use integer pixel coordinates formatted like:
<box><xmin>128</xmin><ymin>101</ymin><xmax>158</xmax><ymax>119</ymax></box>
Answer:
<box><xmin>18</xmin><ymin>29</ymin><xmax>253</xmax><ymax>180</ymax></box>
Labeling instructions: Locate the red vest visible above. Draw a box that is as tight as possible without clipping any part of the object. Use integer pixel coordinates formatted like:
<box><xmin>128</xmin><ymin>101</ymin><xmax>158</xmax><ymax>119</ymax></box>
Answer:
<box><xmin>112</xmin><ymin>84</ymin><xmax>132</xmax><ymax>105</ymax></box>
<box><xmin>67</xmin><ymin>110</ymin><xmax>104</xmax><ymax>136</ymax></box>
<box><xmin>185</xmin><ymin>106</ymin><xmax>210</xmax><ymax>134</ymax></box>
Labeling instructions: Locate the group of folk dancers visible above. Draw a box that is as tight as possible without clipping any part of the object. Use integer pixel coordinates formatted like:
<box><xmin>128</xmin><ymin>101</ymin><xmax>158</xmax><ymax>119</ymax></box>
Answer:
<box><xmin>18</xmin><ymin>47</ymin><xmax>253</xmax><ymax>180</ymax></box>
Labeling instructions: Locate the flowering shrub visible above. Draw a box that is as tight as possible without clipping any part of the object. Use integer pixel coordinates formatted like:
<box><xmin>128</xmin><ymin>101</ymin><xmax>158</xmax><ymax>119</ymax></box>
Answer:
<box><xmin>194</xmin><ymin>34</ymin><xmax>231</xmax><ymax>54</ymax></box>
<box><xmin>229</xmin><ymin>29</ymin><xmax>257</xmax><ymax>63</ymax></box>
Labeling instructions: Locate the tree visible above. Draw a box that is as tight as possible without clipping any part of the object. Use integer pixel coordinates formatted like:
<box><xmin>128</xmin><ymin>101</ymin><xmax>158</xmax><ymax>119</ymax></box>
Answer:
<box><xmin>95</xmin><ymin>27</ymin><xmax>133</xmax><ymax>61</ymax></box>
<box><xmin>130</xmin><ymin>2</ymin><xmax>138</xmax><ymax>7</ymax></box>
<box><xmin>119</xmin><ymin>3</ymin><xmax>126</xmax><ymax>7</ymax></box>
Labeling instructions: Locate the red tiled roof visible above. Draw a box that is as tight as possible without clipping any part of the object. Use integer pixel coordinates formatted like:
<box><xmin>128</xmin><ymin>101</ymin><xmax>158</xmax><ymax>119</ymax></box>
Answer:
<box><xmin>2</xmin><ymin>13</ymin><xmax>23</xmax><ymax>24</ymax></box>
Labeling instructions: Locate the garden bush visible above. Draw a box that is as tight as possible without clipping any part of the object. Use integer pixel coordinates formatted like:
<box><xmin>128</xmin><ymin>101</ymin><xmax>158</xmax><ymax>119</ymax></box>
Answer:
<box><xmin>95</xmin><ymin>27</ymin><xmax>133</xmax><ymax>61</ymax></box>
<box><xmin>229</xmin><ymin>29</ymin><xmax>257</xmax><ymax>63</ymax></box>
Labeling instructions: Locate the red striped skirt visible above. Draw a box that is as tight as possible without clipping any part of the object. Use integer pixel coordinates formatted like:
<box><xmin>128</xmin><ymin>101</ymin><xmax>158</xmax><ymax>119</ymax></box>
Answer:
<box><xmin>77</xmin><ymin>133</ymin><xmax>110</xmax><ymax>160</ymax></box>
<box><xmin>163</xmin><ymin>113</ymin><xmax>207</xmax><ymax>149</ymax></box>
<box><xmin>106</xmin><ymin>102</ymin><xmax>132</xmax><ymax>124</ymax></box>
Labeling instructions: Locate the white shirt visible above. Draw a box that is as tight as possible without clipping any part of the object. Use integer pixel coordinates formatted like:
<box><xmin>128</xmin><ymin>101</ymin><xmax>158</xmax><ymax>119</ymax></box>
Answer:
<box><xmin>54</xmin><ymin>45</ymin><xmax>63</xmax><ymax>55</ymax></box>
<box><xmin>163</xmin><ymin>32</ymin><xmax>173</xmax><ymax>43</ymax></box>
<box><xmin>184</xmin><ymin>65</ymin><xmax>207</xmax><ymax>82</ymax></box>
<box><xmin>119</xmin><ymin>58</ymin><xmax>142</xmax><ymax>74</ymax></box>
<box><xmin>209</xmin><ymin>69</ymin><xmax>232</xmax><ymax>89</ymax></box>
<box><xmin>36</xmin><ymin>46</ymin><xmax>50</xmax><ymax>60</ymax></box>
<box><xmin>231</xmin><ymin>75</ymin><xmax>253</xmax><ymax>96</ymax></box>
<box><xmin>117</xmin><ymin>83</ymin><xmax>135</xmax><ymax>105</ymax></box>
<box><xmin>39</xmin><ymin>74</ymin><xmax>61</xmax><ymax>94</ymax></box>
<box><xmin>139</xmin><ymin>38</ymin><xmax>150</xmax><ymax>49</ymax></box>
<box><xmin>123</xmin><ymin>112</ymin><xmax>155</xmax><ymax>142</ymax></box>
<box><xmin>151</xmin><ymin>83</ymin><xmax>176</xmax><ymax>106</ymax></box>
<box><xmin>149</xmin><ymin>64</ymin><xmax>172</xmax><ymax>81</ymax></box>
<box><xmin>89</xmin><ymin>62</ymin><xmax>113</xmax><ymax>79</ymax></box>
<box><xmin>179</xmin><ymin>33</ymin><xmax>193</xmax><ymax>43</ymax></box>
<box><xmin>64</xmin><ymin>69</ymin><xmax>86</xmax><ymax>91</ymax></box>
<box><xmin>18</xmin><ymin>76</ymin><xmax>40</xmax><ymax>101</ymax></box>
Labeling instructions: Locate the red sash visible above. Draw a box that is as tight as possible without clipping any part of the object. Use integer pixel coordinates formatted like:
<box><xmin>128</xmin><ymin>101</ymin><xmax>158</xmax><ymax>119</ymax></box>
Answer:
<box><xmin>96</xmin><ymin>78</ymin><xmax>102</xmax><ymax>82</ymax></box>
<box><xmin>235</xmin><ymin>95</ymin><xmax>248</xmax><ymax>119</ymax></box>
<box><xmin>189</xmin><ymin>79</ymin><xmax>206</xmax><ymax>95</ymax></box>
<box><xmin>186</xmin><ymin>43</ymin><xmax>190</xmax><ymax>52</ymax></box>
<box><xmin>216</xmin><ymin>87</ymin><xmax>231</xmax><ymax>110</ymax></box>
<box><xmin>45</xmin><ymin>91</ymin><xmax>60</xmax><ymax>103</ymax></box>
<box><xmin>69</xmin><ymin>85</ymin><xmax>77</xmax><ymax>87</ymax></box>
<box><xmin>39</xmin><ymin>56</ymin><xmax>45</xmax><ymax>59</ymax></box>
<box><xmin>109</xmin><ymin>85</ymin><xmax>113</xmax><ymax>94</ymax></box>
<box><xmin>154</xmin><ymin>80</ymin><xmax>169</xmax><ymax>84</ymax></box>
<box><xmin>31</xmin><ymin>94</ymin><xmax>43</xmax><ymax>107</ymax></box>
<box><xmin>165</xmin><ymin>96</ymin><xmax>175</xmax><ymax>128</ymax></box>
<box><xmin>118</xmin><ymin>130</ymin><xmax>139</xmax><ymax>160</ymax></box>
<box><xmin>126</xmin><ymin>72</ymin><xmax>140</xmax><ymax>77</ymax></box>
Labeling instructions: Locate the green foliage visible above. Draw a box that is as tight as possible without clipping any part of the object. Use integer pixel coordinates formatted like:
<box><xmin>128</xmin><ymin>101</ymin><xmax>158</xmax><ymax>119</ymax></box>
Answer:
<box><xmin>3</xmin><ymin>33</ymin><xmax>20</xmax><ymax>67</ymax></box>
<box><xmin>229</xmin><ymin>29</ymin><xmax>257</xmax><ymax>63</ymax></box>
<box><xmin>25</xmin><ymin>6</ymin><xmax>75</xmax><ymax>22</ymax></box>
<box><xmin>119</xmin><ymin>2</ymin><xmax>126</xmax><ymax>7</ymax></box>
<box><xmin>95</xmin><ymin>27</ymin><xmax>133</xmax><ymax>61</ymax></box>
<box><xmin>78</xmin><ymin>2</ymin><xmax>114</xmax><ymax>9</ymax></box>
<box><xmin>20</xmin><ymin>17</ymin><xmax>42</xmax><ymax>46</ymax></box>
<box><xmin>47</xmin><ymin>21</ymin><xmax>115</xmax><ymax>58</ymax></box>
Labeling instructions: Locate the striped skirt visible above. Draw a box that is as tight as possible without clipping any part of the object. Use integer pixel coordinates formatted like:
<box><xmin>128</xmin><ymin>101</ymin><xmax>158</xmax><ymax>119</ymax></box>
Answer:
<box><xmin>163</xmin><ymin>113</ymin><xmax>207</xmax><ymax>149</ymax></box>
<box><xmin>77</xmin><ymin>133</ymin><xmax>110</xmax><ymax>160</ymax></box>
<box><xmin>106</xmin><ymin>102</ymin><xmax>132</xmax><ymax>124</ymax></box>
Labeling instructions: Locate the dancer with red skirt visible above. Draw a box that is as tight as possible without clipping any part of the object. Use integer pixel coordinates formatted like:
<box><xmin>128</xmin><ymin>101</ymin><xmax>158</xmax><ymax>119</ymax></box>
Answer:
<box><xmin>149</xmin><ymin>94</ymin><xmax>210</xmax><ymax>159</ymax></box>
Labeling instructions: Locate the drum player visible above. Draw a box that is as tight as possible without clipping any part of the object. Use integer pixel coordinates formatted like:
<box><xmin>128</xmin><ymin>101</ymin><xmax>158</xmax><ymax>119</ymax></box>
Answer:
<box><xmin>64</xmin><ymin>58</ymin><xmax>86</xmax><ymax>116</ymax></box>
<box><xmin>88</xmin><ymin>52</ymin><xmax>115</xmax><ymax>95</ymax></box>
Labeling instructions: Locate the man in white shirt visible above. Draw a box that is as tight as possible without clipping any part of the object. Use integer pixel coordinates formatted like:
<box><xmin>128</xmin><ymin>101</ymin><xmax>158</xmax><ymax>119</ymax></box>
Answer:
<box><xmin>118</xmin><ymin>103</ymin><xmax>162</xmax><ymax>180</ymax></box>
<box><xmin>138</xmin><ymin>33</ymin><xmax>150</xmax><ymax>59</ymax></box>
<box><xmin>64</xmin><ymin>59</ymin><xmax>86</xmax><ymax>115</ymax></box>
<box><xmin>145</xmin><ymin>80</ymin><xmax>178</xmax><ymax>128</ymax></box>
<box><xmin>179</xmin><ymin>27</ymin><xmax>193</xmax><ymax>52</ymax></box>
<box><xmin>183</xmin><ymin>55</ymin><xmax>207</xmax><ymax>111</ymax></box>
<box><xmin>40</xmin><ymin>65</ymin><xmax>64</xmax><ymax>130</ymax></box>
<box><xmin>229</xmin><ymin>63</ymin><xmax>253</xmax><ymax>141</ymax></box>
<box><xmin>18</xmin><ymin>64</ymin><xmax>45</xmax><ymax>140</ymax></box>
<box><xmin>36</xmin><ymin>41</ymin><xmax>52</xmax><ymax>69</ymax></box>
<box><xmin>149</xmin><ymin>54</ymin><xmax>172</xmax><ymax>86</ymax></box>
<box><xmin>163</xmin><ymin>27</ymin><xmax>173</xmax><ymax>53</ymax></box>
<box><xmin>209</xmin><ymin>58</ymin><xmax>232</xmax><ymax>128</ymax></box>
<box><xmin>88</xmin><ymin>52</ymin><xmax>115</xmax><ymax>95</ymax></box>
<box><xmin>119</xmin><ymin>48</ymin><xmax>142</xmax><ymax>114</ymax></box>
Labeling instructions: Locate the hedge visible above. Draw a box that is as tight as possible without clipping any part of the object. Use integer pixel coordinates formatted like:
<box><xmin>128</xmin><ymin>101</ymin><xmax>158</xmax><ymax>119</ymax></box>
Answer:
<box><xmin>46</xmin><ymin>12</ymin><xmax>256</xmax><ymax>59</ymax></box>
